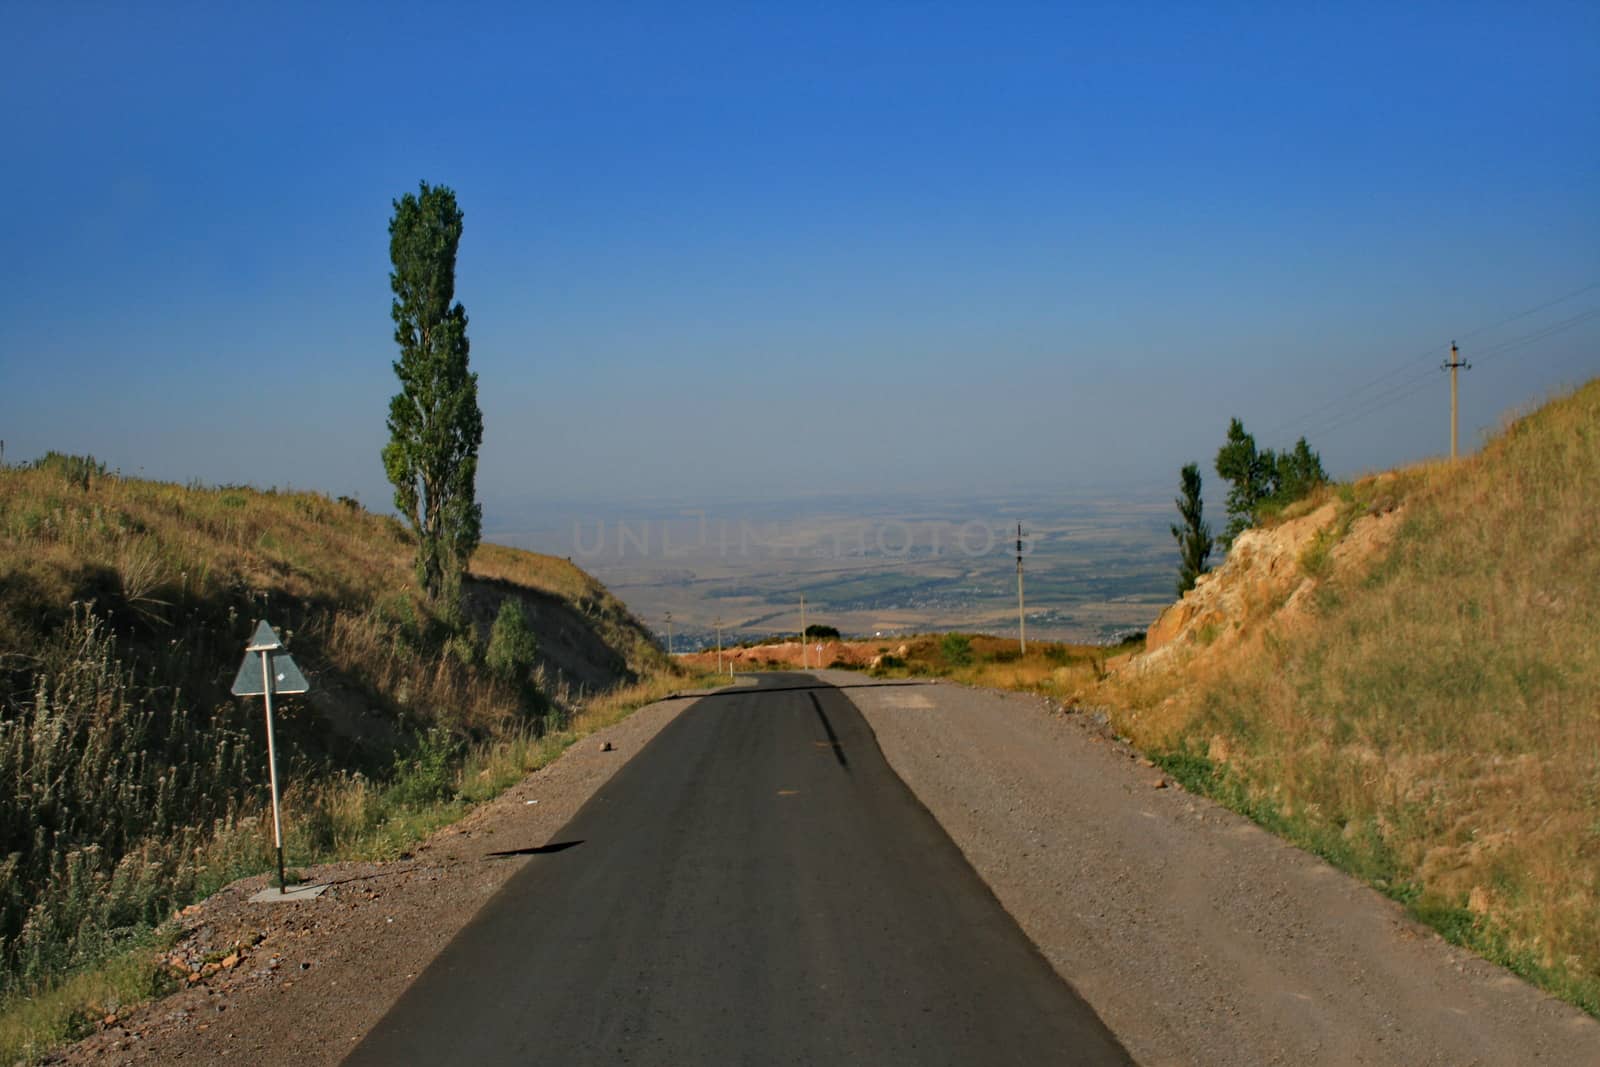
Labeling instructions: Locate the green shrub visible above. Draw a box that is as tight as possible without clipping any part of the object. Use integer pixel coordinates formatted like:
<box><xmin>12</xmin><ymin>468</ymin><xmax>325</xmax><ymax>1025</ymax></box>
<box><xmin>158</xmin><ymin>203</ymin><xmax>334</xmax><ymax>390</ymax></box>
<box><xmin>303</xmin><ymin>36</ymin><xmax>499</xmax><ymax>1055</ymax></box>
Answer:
<box><xmin>940</xmin><ymin>633</ymin><xmax>974</xmax><ymax>667</ymax></box>
<box><xmin>388</xmin><ymin>728</ymin><xmax>461</xmax><ymax>808</ymax></box>
<box><xmin>485</xmin><ymin>599</ymin><xmax>538</xmax><ymax>681</ymax></box>
<box><xmin>29</xmin><ymin>452</ymin><xmax>106</xmax><ymax>492</ymax></box>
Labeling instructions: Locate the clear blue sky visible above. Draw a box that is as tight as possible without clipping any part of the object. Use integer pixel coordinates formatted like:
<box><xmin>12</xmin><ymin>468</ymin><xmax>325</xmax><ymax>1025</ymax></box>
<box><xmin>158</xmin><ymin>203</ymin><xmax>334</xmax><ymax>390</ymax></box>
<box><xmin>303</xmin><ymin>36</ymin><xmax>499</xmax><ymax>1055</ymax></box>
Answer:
<box><xmin>2</xmin><ymin>2</ymin><xmax>1596</xmax><ymax>521</ymax></box>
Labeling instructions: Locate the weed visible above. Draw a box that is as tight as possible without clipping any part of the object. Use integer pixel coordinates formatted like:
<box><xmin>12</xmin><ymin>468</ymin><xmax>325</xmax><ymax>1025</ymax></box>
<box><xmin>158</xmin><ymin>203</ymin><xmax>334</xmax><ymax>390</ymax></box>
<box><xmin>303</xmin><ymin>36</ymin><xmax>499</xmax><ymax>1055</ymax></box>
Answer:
<box><xmin>1299</xmin><ymin>527</ymin><xmax>1335</xmax><ymax>579</ymax></box>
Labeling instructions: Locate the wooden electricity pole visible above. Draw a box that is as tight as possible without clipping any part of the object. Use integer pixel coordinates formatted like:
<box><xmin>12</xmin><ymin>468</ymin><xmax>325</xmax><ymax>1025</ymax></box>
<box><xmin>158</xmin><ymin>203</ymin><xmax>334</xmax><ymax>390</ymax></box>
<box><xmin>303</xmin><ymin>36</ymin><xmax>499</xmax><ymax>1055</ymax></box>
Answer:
<box><xmin>1444</xmin><ymin>341</ymin><xmax>1471</xmax><ymax>460</ymax></box>
<box><xmin>799</xmin><ymin>594</ymin><xmax>807</xmax><ymax>670</ymax></box>
<box><xmin>665</xmin><ymin>611</ymin><xmax>673</xmax><ymax>656</ymax></box>
<box><xmin>715</xmin><ymin>616</ymin><xmax>723</xmax><ymax>675</ymax></box>
<box><xmin>1016</xmin><ymin>523</ymin><xmax>1026</xmax><ymax>656</ymax></box>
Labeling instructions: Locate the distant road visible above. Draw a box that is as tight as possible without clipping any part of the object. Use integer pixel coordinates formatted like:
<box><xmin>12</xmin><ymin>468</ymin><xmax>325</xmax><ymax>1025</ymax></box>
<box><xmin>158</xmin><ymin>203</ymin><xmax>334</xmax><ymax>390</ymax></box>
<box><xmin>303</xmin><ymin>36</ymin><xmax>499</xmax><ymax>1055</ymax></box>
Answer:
<box><xmin>346</xmin><ymin>672</ymin><xmax>1129</xmax><ymax>1065</ymax></box>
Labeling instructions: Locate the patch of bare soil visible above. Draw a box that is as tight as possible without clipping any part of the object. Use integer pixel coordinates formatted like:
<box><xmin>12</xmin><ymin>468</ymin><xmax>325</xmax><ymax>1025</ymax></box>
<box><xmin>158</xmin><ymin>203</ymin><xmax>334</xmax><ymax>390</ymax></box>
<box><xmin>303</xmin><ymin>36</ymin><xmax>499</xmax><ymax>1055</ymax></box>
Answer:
<box><xmin>838</xmin><ymin>671</ymin><xmax>1600</xmax><ymax>1066</ymax></box>
<box><xmin>55</xmin><ymin>694</ymin><xmax>697</xmax><ymax>1065</ymax></box>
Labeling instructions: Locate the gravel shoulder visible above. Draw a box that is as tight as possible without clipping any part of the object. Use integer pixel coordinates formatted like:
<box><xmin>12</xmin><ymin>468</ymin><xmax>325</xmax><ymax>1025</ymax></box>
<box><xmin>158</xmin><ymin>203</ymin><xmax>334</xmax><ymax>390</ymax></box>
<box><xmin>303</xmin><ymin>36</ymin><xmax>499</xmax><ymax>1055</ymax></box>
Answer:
<box><xmin>829</xmin><ymin>671</ymin><xmax>1600</xmax><ymax>1066</ymax></box>
<box><xmin>58</xmin><ymin>689</ymin><xmax>708</xmax><ymax>1065</ymax></box>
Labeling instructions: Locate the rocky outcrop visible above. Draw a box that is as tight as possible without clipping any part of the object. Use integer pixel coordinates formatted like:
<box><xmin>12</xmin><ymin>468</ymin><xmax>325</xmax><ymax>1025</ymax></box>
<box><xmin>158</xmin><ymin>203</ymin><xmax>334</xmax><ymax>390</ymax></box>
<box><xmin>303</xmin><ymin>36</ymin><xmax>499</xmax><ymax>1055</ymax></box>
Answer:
<box><xmin>1135</xmin><ymin>493</ymin><xmax>1403</xmax><ymax>675</ymax></box>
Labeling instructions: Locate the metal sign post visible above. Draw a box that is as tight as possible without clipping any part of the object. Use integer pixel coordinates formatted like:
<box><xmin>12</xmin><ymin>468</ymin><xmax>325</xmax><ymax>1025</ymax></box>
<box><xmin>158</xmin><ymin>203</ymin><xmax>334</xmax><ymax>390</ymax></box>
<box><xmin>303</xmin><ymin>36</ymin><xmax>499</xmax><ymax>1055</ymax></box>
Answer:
<box><xmin>230</xmin><ymin>619</ymin><xmax>309</xmax><ymax>894</ymax></box>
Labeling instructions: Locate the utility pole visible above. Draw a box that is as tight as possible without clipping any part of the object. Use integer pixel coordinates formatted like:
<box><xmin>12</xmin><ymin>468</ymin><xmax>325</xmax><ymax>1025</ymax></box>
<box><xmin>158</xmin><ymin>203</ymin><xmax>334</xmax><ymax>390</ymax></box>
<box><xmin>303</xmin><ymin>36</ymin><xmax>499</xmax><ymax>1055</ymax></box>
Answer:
<box><xmin>715</xmin><ymin>616</ymin><xmax>723</xmax><ymax>675</ymax></box>
<box><xmin>799</xmin><ymin>594</ymin><xmax>807</xmax><ymax>670</ymax></box>
<box><xmin>665</xmin><ymin>611</ymin><xmax>673</xmax><ymax>656</ymax></box>
<box><xmin>1443</xmin><ymin>341</ymin><xmax>1471</xmax><ymax>460</ymax></box>
<box><xmin>1016</xmin><ymin>522</ymin><xmax>1026</xmax><ymax>656</ymax></box>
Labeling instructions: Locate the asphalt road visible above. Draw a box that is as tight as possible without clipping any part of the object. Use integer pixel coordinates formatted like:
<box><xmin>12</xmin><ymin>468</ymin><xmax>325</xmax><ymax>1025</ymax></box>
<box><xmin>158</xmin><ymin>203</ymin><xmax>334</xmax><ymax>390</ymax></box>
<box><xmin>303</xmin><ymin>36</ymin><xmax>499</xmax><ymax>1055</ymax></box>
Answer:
<box><xmin>345</xmin><ymin>674</ymin><xmax>1130</xmax><ymax>1066</ymax></box>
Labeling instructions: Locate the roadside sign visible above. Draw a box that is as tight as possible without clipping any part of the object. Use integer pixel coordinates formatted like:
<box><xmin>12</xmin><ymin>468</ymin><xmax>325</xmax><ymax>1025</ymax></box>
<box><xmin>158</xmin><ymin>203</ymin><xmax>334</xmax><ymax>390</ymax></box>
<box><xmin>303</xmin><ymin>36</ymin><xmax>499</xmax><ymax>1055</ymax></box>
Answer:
<box><xmin>230</xmin><ymin>649</ymin><xmax>309</xmax><ymax>696</ymax></box>
<box><xmin>231</xmin><ymin>619</ymin><xmax>310</xmax><ymax>895</ymax></box>
<box><xmin>245</xmin><ymin>618</ymin><xmax>283</xmax><ymax>652</ymax></box>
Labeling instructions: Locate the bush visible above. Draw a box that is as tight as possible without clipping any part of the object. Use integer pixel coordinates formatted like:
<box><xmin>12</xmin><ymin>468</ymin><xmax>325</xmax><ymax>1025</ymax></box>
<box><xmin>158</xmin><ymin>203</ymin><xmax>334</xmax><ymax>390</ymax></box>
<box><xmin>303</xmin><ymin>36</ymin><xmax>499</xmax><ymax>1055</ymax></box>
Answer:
<box><xmin>29</xmin><ymin>452</ymin><xmax>106</xmax><ymax>492</ymax></box>
<box><xmin>485</xmin><ymin>599</ymin><xmax>538</xmax><ymax>682</ymax></box>
<box><xmin>940</xmin><ymin>633</ymin><xmax>974</xmax><ymax>667</ymax></box>
<box><xmin>803</xmin><ymin>624</ymin><xmax>840</xmax><ymax>640</ymax></box>
<box><xmin>387</xmin><ymin>728</ymin><xmax>461</xmax><ymax>808</ymax></box>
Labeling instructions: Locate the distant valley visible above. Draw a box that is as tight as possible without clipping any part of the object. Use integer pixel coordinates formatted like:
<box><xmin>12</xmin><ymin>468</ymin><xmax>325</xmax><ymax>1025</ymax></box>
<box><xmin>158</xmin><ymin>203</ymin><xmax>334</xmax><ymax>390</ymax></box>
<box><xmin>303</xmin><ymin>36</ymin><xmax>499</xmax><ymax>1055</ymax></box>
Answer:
<box><xmin>487</xmin><ymin>489</ymin><xmax>1178</xmax><ymax>648</ymax></box>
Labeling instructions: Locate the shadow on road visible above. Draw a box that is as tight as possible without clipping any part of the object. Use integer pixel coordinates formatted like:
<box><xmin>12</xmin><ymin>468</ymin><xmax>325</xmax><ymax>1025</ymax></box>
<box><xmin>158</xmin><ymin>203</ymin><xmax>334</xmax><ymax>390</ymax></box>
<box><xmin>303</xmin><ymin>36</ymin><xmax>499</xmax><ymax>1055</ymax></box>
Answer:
<box><xmin>486</xmin><ymin>839</ymin><xmax>586</xmax><ymax>858</ymax></box>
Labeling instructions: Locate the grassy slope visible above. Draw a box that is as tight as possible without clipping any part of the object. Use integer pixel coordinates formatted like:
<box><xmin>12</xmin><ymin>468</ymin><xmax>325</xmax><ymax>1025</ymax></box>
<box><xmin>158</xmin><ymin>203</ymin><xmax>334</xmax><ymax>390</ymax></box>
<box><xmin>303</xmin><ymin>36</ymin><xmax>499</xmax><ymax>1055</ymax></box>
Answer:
<box><xmin>839</xmin><ymin>381</ymin><xmax>1600</xmax><ymax>1015</ymax></box>
<box><xmin>0</xmin><ymin>461</ymin><xmax>686</xmax><ymax>1057</ymax></box>
<box><xmin>1098</xmin><ymin>380</ymin><xmax>1600</xmax><ymax>1013</ymax></box>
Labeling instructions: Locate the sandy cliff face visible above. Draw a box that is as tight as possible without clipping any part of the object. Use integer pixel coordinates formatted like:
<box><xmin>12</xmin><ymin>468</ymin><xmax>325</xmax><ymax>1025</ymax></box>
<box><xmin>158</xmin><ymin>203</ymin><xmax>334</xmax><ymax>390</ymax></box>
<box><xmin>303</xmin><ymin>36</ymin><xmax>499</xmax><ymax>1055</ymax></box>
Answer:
<box><xmin>1135</xmin><ymin>486</ymin><xmax>1404</xmax><ymax>676</ymax></box>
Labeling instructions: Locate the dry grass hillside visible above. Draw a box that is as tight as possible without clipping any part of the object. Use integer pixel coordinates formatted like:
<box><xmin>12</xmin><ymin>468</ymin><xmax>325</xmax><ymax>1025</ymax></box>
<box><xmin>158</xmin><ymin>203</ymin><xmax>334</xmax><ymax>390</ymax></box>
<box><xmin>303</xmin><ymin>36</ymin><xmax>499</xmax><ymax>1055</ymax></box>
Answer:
<box><xmin>1099</xmin><ymin>378</ymin><xmax>1600</xmax><ymax>1013</ymax></box>
<box><xmin>0</xmin><ymin>457</ymin><xmax>674</xmax><ymax>1049</ymax></box>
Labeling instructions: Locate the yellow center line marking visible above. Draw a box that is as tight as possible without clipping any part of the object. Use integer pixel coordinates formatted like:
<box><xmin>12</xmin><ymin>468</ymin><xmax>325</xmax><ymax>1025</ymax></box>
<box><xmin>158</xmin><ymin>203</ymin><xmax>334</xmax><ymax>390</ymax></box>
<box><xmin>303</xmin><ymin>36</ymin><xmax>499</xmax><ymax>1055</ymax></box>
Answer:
<box><xmin>777</xmin><ymin>789</ymin><xmax>800</xmax><ymax>796</ymax></box>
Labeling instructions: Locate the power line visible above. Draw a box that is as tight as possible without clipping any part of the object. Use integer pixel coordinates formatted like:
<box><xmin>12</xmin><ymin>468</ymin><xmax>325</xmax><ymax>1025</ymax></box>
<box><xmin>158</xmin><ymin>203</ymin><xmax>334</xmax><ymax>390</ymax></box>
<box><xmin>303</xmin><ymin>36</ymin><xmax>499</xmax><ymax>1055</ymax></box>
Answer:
<box><xmin>1458</xmin><ymin>281</ymin><xmax>1600</xmax><ymax>342</ymax></box>
<box><xmin>1258</xmin><ymin>281</ymin><xmax>1599</xmax><ymax>441</ymax></box>
<box><xmin>1297</xmin><ymin>305</ymin><xmax>1600</xmax><ymax>442</ymax></box>
<box><xmin>1298</xmin><ymin>366</ymin><xmax>1440</xmax><ymax>441</ymax></box>
<box><xmin>1472</xmin><ymin>306</ymin><xmax>1600</xmax><ymax>362</ymax></box>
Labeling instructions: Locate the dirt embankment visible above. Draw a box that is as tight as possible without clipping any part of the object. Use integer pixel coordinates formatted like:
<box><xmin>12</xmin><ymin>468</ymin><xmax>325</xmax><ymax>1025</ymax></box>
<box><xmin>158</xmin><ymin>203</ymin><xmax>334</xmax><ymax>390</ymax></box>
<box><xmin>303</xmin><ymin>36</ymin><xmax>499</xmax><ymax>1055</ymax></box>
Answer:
<box><xmin>680</xmin><ymin>638</ymin><xmax>892</xmax><ymax>672</ymax></box>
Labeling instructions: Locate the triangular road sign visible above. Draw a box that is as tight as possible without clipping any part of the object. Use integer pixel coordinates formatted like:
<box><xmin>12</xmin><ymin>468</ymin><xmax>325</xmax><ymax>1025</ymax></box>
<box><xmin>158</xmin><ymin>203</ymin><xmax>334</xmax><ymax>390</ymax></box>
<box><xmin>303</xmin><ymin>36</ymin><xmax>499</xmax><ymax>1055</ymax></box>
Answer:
<box><xmin>231</xmin><ymin>649</ymin><xmax>310</xmax><ymax>696</ymax></box>
<box><xmin>246</xmin><ymin>619</ymin><xmax>282</xmax><ymax>652</ymax></box>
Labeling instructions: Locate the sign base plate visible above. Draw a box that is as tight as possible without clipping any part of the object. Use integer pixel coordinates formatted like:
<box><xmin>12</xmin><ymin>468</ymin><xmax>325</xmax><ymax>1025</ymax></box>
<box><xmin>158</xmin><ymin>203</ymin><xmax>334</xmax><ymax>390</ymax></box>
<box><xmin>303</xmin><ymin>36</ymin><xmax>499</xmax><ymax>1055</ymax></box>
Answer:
<box><xmin>248</xmin><ymin>883</ymin><xmax>328</xmax><ymax>903</ymax></box>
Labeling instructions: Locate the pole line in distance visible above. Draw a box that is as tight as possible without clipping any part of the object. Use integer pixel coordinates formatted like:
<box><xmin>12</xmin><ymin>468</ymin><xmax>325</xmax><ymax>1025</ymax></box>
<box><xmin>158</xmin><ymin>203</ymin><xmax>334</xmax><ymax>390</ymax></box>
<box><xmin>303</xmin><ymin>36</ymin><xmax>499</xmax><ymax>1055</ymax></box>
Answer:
<box><xmin>799</xmin><ymin>594</ymin><xmax>807</xmax><ymax>670</ymax></box>
<box><xmin>259</xmin><ymin>649</ymin><xmax>287</xmax><ymax>894</ymax></box>
<box><xmin>1016</xmin><ymin>522</ymin><xmax>1026</xmax><ymax>656</ymax></box>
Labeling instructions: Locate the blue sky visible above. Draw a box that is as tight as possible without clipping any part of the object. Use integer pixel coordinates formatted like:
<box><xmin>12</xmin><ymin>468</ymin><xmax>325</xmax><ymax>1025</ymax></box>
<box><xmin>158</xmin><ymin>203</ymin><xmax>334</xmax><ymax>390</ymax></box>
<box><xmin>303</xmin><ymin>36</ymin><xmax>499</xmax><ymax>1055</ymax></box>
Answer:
<box><xmin>2</xmin><ymin>2</ymin><xmax>1596</xmax><ymax>521</ymax></box>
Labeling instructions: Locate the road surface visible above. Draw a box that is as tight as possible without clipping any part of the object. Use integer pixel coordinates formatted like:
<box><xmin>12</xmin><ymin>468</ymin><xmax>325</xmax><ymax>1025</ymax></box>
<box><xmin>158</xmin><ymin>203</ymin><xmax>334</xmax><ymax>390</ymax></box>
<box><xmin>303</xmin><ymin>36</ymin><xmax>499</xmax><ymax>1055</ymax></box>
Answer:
<box><xmin>346</xmin><ymin>673</ymin><xmax>1129</xmax><ymax>1065</ymax></box>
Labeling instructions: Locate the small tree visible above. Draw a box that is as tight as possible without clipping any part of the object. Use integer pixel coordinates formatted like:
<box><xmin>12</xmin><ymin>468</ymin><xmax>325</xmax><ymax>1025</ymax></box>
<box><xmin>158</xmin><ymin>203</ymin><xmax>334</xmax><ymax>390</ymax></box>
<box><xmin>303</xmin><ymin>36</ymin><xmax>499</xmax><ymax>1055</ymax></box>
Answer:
<box><xmin>1171</xmin><ymin>462</ymin><xmax>1214</xmax><ymax>596</ymax></box>
<box><xmin>382</xmin><ymin>181</ymin><xmax>483</xmax><ymax>607</ymax></box>
<box><xmin>1273</xmin><ymin>437</ymin><xmax>1328</xmax><ymax>501</ymax></box>
<box><xmin>1216</xmin><ymin>420</ymin><xmax>1330</xmax><ymax>547</ymax></box>
<box><xmin>1215</xmin><ymin>417</ymin><xmax>1267</xmax><ymax>547</ymax></box>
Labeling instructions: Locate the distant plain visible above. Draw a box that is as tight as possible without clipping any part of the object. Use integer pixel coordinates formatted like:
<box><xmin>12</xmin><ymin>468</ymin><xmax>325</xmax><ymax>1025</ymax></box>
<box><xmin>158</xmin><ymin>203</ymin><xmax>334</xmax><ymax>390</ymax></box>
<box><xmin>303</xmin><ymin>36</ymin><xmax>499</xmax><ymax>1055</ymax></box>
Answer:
<box><xmin>488</xmin><ymin>489</ymin><xmax>1177</xmax><ymax>649</ymax></box>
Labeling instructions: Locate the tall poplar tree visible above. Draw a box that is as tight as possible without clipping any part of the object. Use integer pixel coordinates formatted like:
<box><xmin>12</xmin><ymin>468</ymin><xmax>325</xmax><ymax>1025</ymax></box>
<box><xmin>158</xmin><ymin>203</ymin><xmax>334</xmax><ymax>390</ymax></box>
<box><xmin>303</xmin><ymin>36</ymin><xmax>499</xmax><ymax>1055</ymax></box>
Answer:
<box><xmin>1171</xmin><ymin>462</ymin><xmax>1214</xmax><ymax>596</ymax></box>
<box><xmin>382</xmin><ymin>181</ymin><xmax>483</xmax><ymax>606</ymax></box>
